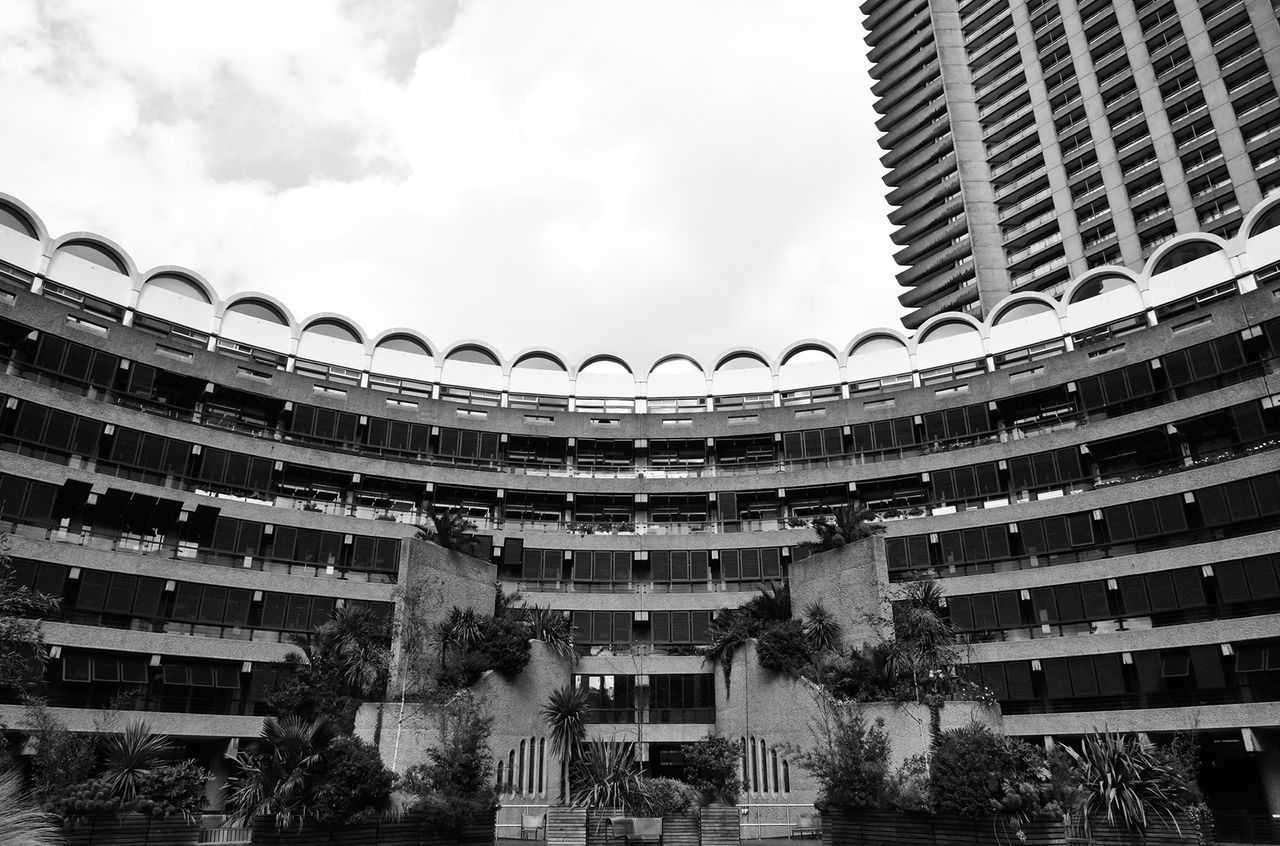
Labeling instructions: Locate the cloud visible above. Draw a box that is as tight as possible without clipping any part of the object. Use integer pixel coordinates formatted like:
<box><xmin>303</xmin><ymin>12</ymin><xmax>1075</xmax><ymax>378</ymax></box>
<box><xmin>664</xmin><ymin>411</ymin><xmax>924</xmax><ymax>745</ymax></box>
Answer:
<box><xmin>0</xmin><ymin>0</ymin><xmax>904</xmax><ymax>368</ymax></box>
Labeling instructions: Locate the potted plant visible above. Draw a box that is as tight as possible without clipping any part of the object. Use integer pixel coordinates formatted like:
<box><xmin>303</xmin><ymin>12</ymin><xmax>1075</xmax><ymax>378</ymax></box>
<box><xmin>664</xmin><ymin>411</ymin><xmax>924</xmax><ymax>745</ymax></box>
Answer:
<box><xmin>681</xmin><ymin>736</ymin><xmax>741</xmax><ymax>846</ymax></box>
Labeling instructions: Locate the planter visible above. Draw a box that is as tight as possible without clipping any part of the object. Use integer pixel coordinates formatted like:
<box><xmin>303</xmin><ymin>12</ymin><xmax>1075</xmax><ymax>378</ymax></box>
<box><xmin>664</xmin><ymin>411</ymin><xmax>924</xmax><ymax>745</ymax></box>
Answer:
<box><xmin>60</xmin><ymin>814</ymin><xmax>200</xmax><ymax>846</ymax></box>
<box><xmin>1083</xmin><ymin>811</ymin><xmax>1212</xmax><ymax>845</ymax></box>
<box><xmin>699</xmin><ymin>805</ymin><xmax>740</xmax><ymax>846</ymax></box>
<box><xmin>585</xmin><ymin>808</ymin><xmax>624</xmax><ymax>846</ymax></box>
<box><xmin>547</xmin><ymin>807</ymin><xmax>587</xmax><ymax>846</ymax></box>
<box><xmin>249</xmin><ymin>807</ymin><xmax>496</xmax><ymax>846</ymax></box>
<box><xmin>822</xmin><ymin>807</ymin><xmax>1064</xmax><ymax>846</ymax></box>
<box><xmin>663</xmin><ymin>815</ymin><xmax>698</xmax><ymax>846</ymax></box>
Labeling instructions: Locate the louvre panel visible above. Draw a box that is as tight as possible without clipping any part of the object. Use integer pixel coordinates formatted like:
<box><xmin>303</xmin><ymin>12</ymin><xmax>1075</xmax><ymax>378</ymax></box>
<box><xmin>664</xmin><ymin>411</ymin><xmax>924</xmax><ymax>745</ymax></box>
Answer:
<box><xmin>1172</xmin><ymin>569</ymin><xmax>1206</xmax><ymax>608</ymax></box>
<box><xmin>944</xmin><ymin>408</ymin><xmax>968</xmax><ymax>437</ymax></box>
<box><xmin>651</xmin><ymin>551</ymin><xmax>671</xmax><ymax>582</ymax></box>
<box><xmin>223</xmin><ymin>452</ymin><xmax>250</xmax><ymax>489</ymax></box>
<box><xmin>1214</xmin><ymin>335</ymin><xmax>1245</xmax><ymax>373</ymax></box>
<box><xmin>132</xmin><ymin>578</ymin><xmax>163</xmax><ymax>618</ymax></box>
<box><xmin>851</xmin><ymin>423</ymin><xmax>872</xmax><ymax>452</ymax></box>
<box><xmin>669</xmin><ymin>550</ymin><xmax>690</xmax><ymax>581</ymax></box>
<box><xmin>1056</xmin><ymin>448</ymin><xmax>1082</xmax><ymax>481</ymax></box>
<box><xmin>1077</xmin><ymin>376</ymin><xmax>1106</xmax><ymax>410</ymax></box>
<box><xmin>43</xmin><ymin>409</ymin><xmax>74</xmax><ymax>451</ymax></box>
<box><xmin>985</xmin><ymin>526</ymin><xmax>1011</xmax><ymax>559</ymax></box>
<box><xmin>1188</xmin><ymin>341</ymin><xmax>1219</xmax><ymax>381</ymax></box>
<box><xmin>1056</xmin><ymin>583</ymin><xmax>1085</xmax><ymax>621</ymax></box>
<box><xmin>906</xmin><ymin>535</ymin><xmax>931</xmax><ymax>569</ymax></box>
<box><xmin>893</xmin><ymin>417</ymin><xmax>915</xmax><ymax>447</ymax></box>
<box><xmin>112</xmin><ymin>427</ymin><xmax>142</xmax><ymax>465</ymax></box>
<box><xmin>1146</xmin><ymin>571</ymin><xmax>1179</xmax><ymax>612</ymax></box>
<box><xmin>1068</xmin><ymin>655</ymin><xmax>1099</xmax><ymax>696</ymax></box>
<box><xmin>104</xmin><ymin>574</ymin><xmax>136</xmax><ymax>614</ymax></box>
<box><xmin>24</xmin><ymin>482</ymin><xmax>56</xmax><ymax>524</ymax></box>
<box><xmin>995</xmin><ymin>591</ymin><xmax>1022</xmax><ymax>628</ymax></box>
<box><xmin>1067</xmin><ymin>512</ymin><xmax>1094</xmax><ymax>547</ymax></box>
<box><xmin>803</xmin><ymin>430</ymin><xmax>823</xmax><ymax>457</ymax></box>
<box><xmin>173</xmin><ymin>582</ymin><xmax>201</xmax><ymax>621</ymax></box>
<box><xmin>543</xmin><ymin>550</ymin><xmax>561</xmax><ymax>581</ymax></box>
<box><xmin>572</xmin><ymin>612</ymin><xmax>589</xmax><ymax>643</ymax></box>
<box><xmin>823</xmin><ymin>427</ymin><xmax>843</xmax><ymax>455</ymax></box>
<box><xmin>409</xmin><ymin>424</ymin><xmax>430</xmax><ymax>454</ymax></box>
<box><xmin>439</xmin><ymin>428</ymin><xmax>459</xmax><ymax>455</ymax></box>
<box><xmin>1126</xmin><ymin>362</ymin><xmax>1154</xmax><ymax>396</ymax></box>
<box><xmin>940</xmin><ymin>531</ymin><xmax>964</xmax><ymax>565</ymax></box>
<box><xmin>294</xmin><ymin>529</ymin><xmax>321</xmax><ymax>563</ymax></box>
<box><xmin>334</xmin><ymin>412</ymin><xmax>358</xmax><ymax>444</ymax></box>
<box><xmin>1042</xmin><ymin>658</ymin><xmax>1073</xmax><ymax>698</ymax></box>
<box><xmin>1134</xmin><ymin>651</ymin><xmax>1163</xmax><ymax>692</ymax></box>
<box><xmin>522</xmin><ymin>549</ymin><xmax>543</xmax><ymax>579</ymax></box>
<box><xmin>246</xmin><ymin>457</ymin><xmax>272</xmax><ymax>492</ymax></box>
<box><xmin>1101</xmin><ymin>369</ymin><xmax>1129</xmax><ymax>403</ymax></box>
<box><xmin>961</xmin><ymin>528</ymin><xmax>987</xmax><ymax>562</ymax></box>
<box><xmin>1095</xmin><ymin>653</ymin><xmax>1126</xmax><ymax>695</ymax></box>
<box><xmin>954</xmin><ymin>466</ymin><xmax>977</xmax><ymax>499</ymax></box>
<box><xmin>1225</xmin><ymin>479</ymin><xmax>1259</xmax><ymax>521</ymax></box>
<box><xmin>1119</xmin><ymin>575</ymin><xmax>1150</xmax><ymax>614</ymax></box>
<box><xmin>373</xmin><ymin>538</ymin><xmax>399</xmax><ymax>571</ymax></box>
<box><xmin>1131</xmin><ymin>499</ymin><xmax>1162</xmax><ymax>539</ymax></box>
<box><xmin>1032</xmin><ymin>452</ymin><xmax>1058</xmax><ymax>487</ymax></box>
<box><xmin>762</xmin><ymin>547</ymin><xmax>782</xmax><ymax>578</ymax></box>
<box><xmin>63</xmin><ymin>343</ymin><xmax>93</xmax><ymax>382</ymax></box>
<box><xmin>1030</xmin><ymin>587</ymin><xmax>1058</xmax><ymax>624</ymax></box>
<box><xmin>260</xmin><ymin>594</ymin><xmax>287</xmax><ymax>629</ymax></box>
<box><xmin>1080</xmin><ymin>581</ymin><xmax>1109</xmax><ymax>618</ymax></box>
<box><xmin>782</xmin><ymin>433</ymin><xmax>803</xmax><ymax>460</ymax></box>
<box><xmin>1233</xmin><ymin>403</ymin><xmax>1267</xmax><ymax>443</ymax></box>
<box><xmin>1104</xmin><ymin>505</ymin><xmax>1134</xmax><ymax>542</ymax></box>
<box><xmin>691</xmin><ymin>610</ymin><xmax>711</xmax><ymax>642</ymax></box>
<box><xmin>612</xmin><ymin>612</ymin><xmax>631</xmax><ymax>643</ymax></box>
<box><xmin>290</xmin><ymin>405</ymin><xmax>315</xmax><ymax>436</ymax></box>
<box><xmin>614</xmin><ymin>552</ymin><xmax>632</xmax><ymax>582</ymax></box>
<box><xmin>885</xmin><ymin>538</ymin><xmax>908</xmax><ymax>571</ymax></box>
<box><xmin>872</xmin><ymin>420</ymin><xmax>894</xmax><ymax>449</ymax></box>
<box><xmin>980</xmin><ymin>664</ymin><xmax>1008</xmax><ymax>700</ymax></box>
<box><xmin>1246</xmin><ymin>556</ymin><xmax>1280</xmax><ymax>598</ymax></box>
<box><xmin>1215</xmin><ymin>561</ymin><xmax>1251</xmax><ymax>602</ymax></box>
<box><xmin>89</xmin><ymin>350</ymin><xmax>119</xmax><ymax>387</ymax></box>
<box><xmin>671</xmin><ymin>611</ymin><xmax>691</xmax><ymax>643</ymax></box>
<box><xmin>285</xmin><ymin>595</ymin><xmax>311</xmax><ymax>630</ymax></box>
<box><xmin>1198</xmin><ymin>485</ymin><xmax>1230</xmax><ymax>525</ymax></box>
<box><xmin>1253</xmin><ymin>474</ymin><xmax>1280</xmax><ymax>515</ymax></box>
<box><xmin>1005</xmin><ymin>661</ymin><xmax>1034</xmax><ymax>699</ymax></box>
<box><xmin>721</xmin><ymin>549</ymin><xmax>740</xmax><ymax>580</ymax></box>
<box><xmin>948</xmin><ymin>596</ymin><xmax>974</xmax><ymax>630</ymax></box>
<box><xmin>199</xmin><ymin>586</ymin><xmax>227</xmax><ymax>624</ymax></box>
<box><xmin>76</xmin><ymin>570</ymin><xmax>109</xmax><ymax>611</ymax></box>
<box><xmin>1155</xmin><ymin>495</ymin><xmax>1188</xmax><ymax>533</ymax></box>
<box><xmin>592</xmin><ymin>611</ymin><xmax>612</xmax><ymax>643</ymax></box>
<box><xmin>1191</xmin><ymin>645</ymin><xmax>1225</xmax><ymax>687</ymax></box>
<box><xmin>34</xmin><ymin>562</ymin><xmax>67</xmax><ymax>597</ymax></box>
<box><xmin>315</xmin><ymin>531</ymin><xmax>340</xmax><ymax>566</ymax></box>
<box><xmin>1042</xmin><ymin>516</ymin><xmax>1070</xmax><ymax>551</ymax></box>
<box><xmin>1020</xmin><ymin>520</ymin><xmax>1047</xmax><ymax>554</ymax></box>
<box><xmin>741</xmin><ymin>548</ymin><xmax>761</xmax><ymax>580</ymax></box>
<box><xmin>971</xmin><ymin>594</ymin><xmax>997</xmax><ymax>629</ymax></box>
<box><xmin>976</xmin><ymin>462</ymin><xmax>1000</xmax><ymax>495</ymax></box>
<box><xmin>934</xmin><ymin>469</ymin><xmax>956</xmax><ymax>501</ymax></box>
<box><xmin>199</xmin><ymin>448</ymin><xmax>227</xmax><ymax>484</ymax></box>
<box><xmin>690</xmin><ymin>550</ymin><xmax>710</xmax><ymax>581</ymax></box>
<box><xmin>923</xmin><ymin>412</ymin><xmax>946</xmax><ymax>442</ymax></box>
<box><xmin>224</xmin><ymin>589</ymin><xmax>252</xmax><ymax>626</ymax></box>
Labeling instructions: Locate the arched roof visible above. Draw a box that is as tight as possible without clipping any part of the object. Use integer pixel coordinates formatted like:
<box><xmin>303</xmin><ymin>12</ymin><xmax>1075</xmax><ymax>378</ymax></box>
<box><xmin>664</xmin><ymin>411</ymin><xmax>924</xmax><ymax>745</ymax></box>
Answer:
<box><xmin>372</xmin><ymin>328</ymin><xmax>436</xmax><ymax>356</ymax></box>
<box><xmin>988</xmin><ymin>293</ymin><xmax>1059</xmax><ymax>325</ymax></box>
<box><xmin>847</xmin><ymin>329</ymin><xmax>909</xmax><ymax>356</ymax></box>
<box><xmin>914</xmin><ymin>312</ymin><xmax>984</xmax><ymax>344</ymax></box>
<box><xmin>779</xmin><ymin>339</ymin><xmax>841</xmax><ymax>367</ymax></box>
<box><xmin>646</xmin><ymin>353</ymin><xmax>708</xmax><ymax>380</ymax></box>
<box><xmin>139</xmin><ymin>267</ymin><xmax>218</xmax><ymax>305</ymax></box>
<box><xmin>299</xmin><ymin>314</ymin><xmax>368</xmax><ymax>346</ymax></box>
<box><xmin>49</xmin><ymin>233</ymin><xmax>137</xmax><ymax>278</ymax></box>
<box><xmin>1063</xmin><ymin>268</ymin><xmax>1143</xmax><ymax>305</ymax></box>
<box><xmin>1243</xmin><ymin>194</ymin><xmax>1280</xmax><ymax>239</ymax></box>
<box><xmin>511</xmin><ymin>349</ymin><xmax>570</xmax><ymax>373</ymax></box>
<box><xmin>443</xmin><ymin>341</ymin><xmax>503</xmax><ymax>367</ymax></box>
<box><xmin>1145</xmin><ymin>234</ymin><xmax>1229</xmax><ymax>277</ymax></box>
<box><xmin>219</xmin><ymin>292</ymin><xmax>296</xmax><ymax>328</ymax></box>
<box><xmin>573</xmin><ymin>353</ymin><xmax>634</xmax><ymax>378</ymax></box>
<box><xmin>712</xmin><ymin>347</ymin><xmax>774</xmax><ymax>374</ymax></box>
<box><xmin>0</xmin><ymin>193</ymin><xmax>46</xmax><ymax>241</ymax></box>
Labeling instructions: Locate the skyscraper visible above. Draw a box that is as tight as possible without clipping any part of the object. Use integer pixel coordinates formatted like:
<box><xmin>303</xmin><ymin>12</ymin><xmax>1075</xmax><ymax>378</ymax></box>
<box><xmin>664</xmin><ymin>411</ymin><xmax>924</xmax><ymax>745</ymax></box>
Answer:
<box><xmin>865</xmin><ymin>0</ymin><xmax>1280</xmax><ymax>328</ymax></box>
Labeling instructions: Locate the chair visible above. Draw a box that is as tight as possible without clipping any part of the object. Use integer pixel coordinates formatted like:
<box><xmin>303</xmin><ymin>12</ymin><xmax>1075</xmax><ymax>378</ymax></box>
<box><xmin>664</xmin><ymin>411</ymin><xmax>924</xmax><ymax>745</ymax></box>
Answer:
<box><xmin>520</xmin><ymin>812</ymin><xmax>546</xmax><ymax>840</ymax></box>
<box><xmin>605</xmin><ymin>817</ymin><xmax>635</xmax><ymax>846</ymax></box>
<box><xmin>790</xmin><ymin>813</ymin><xmax>821</xmax><ymax>839</ymax></box>
<box><xmin>629</xmin><ymin>817</ymin><xmax>664</xmax><ymax>846</ymax></box>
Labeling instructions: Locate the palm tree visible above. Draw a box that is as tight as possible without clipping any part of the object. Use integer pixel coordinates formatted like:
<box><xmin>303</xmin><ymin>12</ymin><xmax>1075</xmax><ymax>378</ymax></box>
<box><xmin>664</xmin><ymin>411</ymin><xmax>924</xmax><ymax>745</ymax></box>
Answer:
<box><xmin>802</xmin><ymin>602</ymin><xmax>844</xmax><ymax>659</ymax></box>
<box><xmin>521</xmin><ymin>605</ymin><xmax>576</xmax><ymax>661</ymax></box>
<box><xmin>301</xmin><ymin>605</ymin><xmax>391</xmax><ymax>698</ymax></box>
<box><xmin>227</xmin><ymin>716</ymin><xmax>338</xmax><ymax>830</ymax></box>
<box><xmin>100</xmin><ymin>720</ymin><xmax>170</xmax><ymax>800</ymax></box>
<box><xmin>0</xmin><ymin>768</ymin><xmax>60</xmax><ymax>846</ymax></box>
<box><xmin>416</xmin><ymin>509</ymin><xmax>481</xmax><ymax>556</ymax></box>
<box><xmin>541</xmin><ymin>685</ymin><xmax>590</xmax><ymax>805</ymax></box>
<box><xmin>434</xmin><ymin>606</ymin><xmax>483</xmax><ymax>670</ymax></box>
<box><xmin>801</xmin><ymin>501</ymin><xmax>885</xmax><ymax>554</ymax></box>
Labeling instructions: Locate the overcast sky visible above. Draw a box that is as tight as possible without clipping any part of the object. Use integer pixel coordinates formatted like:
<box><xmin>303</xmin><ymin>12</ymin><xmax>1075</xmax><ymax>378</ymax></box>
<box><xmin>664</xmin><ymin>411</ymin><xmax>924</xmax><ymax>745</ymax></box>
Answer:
<box><xmin>1</xmin><ymin>1</ymin><xmax>904</xmax><ymax>368</ymax></box>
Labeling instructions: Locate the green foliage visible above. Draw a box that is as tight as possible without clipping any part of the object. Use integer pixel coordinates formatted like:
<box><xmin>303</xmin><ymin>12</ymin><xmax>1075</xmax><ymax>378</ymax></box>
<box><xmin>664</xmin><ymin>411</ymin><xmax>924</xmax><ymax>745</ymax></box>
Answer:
<box><xmin>519</xmin><ymin>604</ymin><xmax>575</xmax><ymax>661</ymax></box>
<box><xmin>43</xmin><ymin>761</ymin><xmax>208</xmax><ymax>822</ymax></box>
<box><xmin>800</xmin><ymin>502</ymin><xmax>884</xmax><ymax>554</ymax></box>
<box><xmin>428</xmin><ymin>607</ymin><xmax>533</xmax><ymax>693</ymax></box>
<box><xmin>680</xmin><ymin>736</ymin><xmax>741</xmax><ymax>806</ymax></box>
<box><xmin>473</xmin><ymin>616</ymin><xmax>532</xmax><ymax>676</ymax></box>
<box><xmin>931</xmin><ymin>724</ymin><xmax>1068</xmax><ymax>828</ymax></box>
<box><xmin>802</xmin><ymin>603</ymin><xmax>844</xmax><ymax>656</ymax></box>
<box><xmin>802</xmin><ymin>704</ymin><xmax>891</xmax><ymax>808</ymax></box>
<box><xmin>99</xmin><ymin>720</ymin><xmax>171</xmax><ymax>801</ymax></box>
<box><xmin>309</xmin><ymin>736</ymin><xmax>396</xmax><ymax>825</ymax></box>
<box><xmin>542</xmin><ymin>685</ymin><xmax>590</xmax><ymax>803</ymax></box>
<box><xmin>1065</xmin><ymin>730</ymin><xmax>1186</xmax><ymax>833</ymax></box>
<box><xmin>401</xmin><ymin>693</ymin><xmax>496</xmax><ymax>833</ymax></box>
<box><xmin>881</xmin><ymin>756</ymin><xmax>931</xmax><ymax>812</ymax></box>
<box><xmin>417</xmin><ymin>509</ymin><xmax>481</xmax><ymax>555</ymax></box>
<box><xmin>0</xmin><ymin>538</ymin><xmax>59</xmax><ymax>696</ymax></box>
<box><xmin>702</xmin><ymin>582</ymin><xmax>792</xmax><ymax>689</ymax></box>
<box><xmin>570</xmin><ymin>739</ymin><xmax>645</xmax><ymax>810</ymax></box>
<box><xmin>227</xmin><ymin>716</ymin><xmax>340</xmax><ymax>830</ymax></box>
<box><xmin>632</xmin><ymin>778</ymin><xmax>700</xmax><ymax>816</ymax></box>
<box><xmin>756</xmin><ymin>619</ymin><xmax>812</xmax><ymax>675</ymax></box>
<box><xmin>0</xmin><ymin>767</ymin><xmax>61</xmax><ymax>846</ymax></box>
<box><xmin>23</xmin><ymin>701</ymin><xmax>98</xmax><ymax>803</ymax></box>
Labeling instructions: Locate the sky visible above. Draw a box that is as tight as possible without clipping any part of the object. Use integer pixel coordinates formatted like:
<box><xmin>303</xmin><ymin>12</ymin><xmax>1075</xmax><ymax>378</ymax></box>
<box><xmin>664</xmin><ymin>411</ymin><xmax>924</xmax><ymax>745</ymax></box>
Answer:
<box><xmin>0</xmin><ymin>0</ymin><xmax>904</xmax><ymax>369</ymax></box>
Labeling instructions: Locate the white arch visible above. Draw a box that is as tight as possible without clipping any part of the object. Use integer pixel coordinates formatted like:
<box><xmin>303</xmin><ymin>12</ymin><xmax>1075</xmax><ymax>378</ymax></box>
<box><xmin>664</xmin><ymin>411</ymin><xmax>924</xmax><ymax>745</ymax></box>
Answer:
<box><xmin>218</xmin><ymin>293</ymin><xmax>296</xmax><ymax>353</ymax></box>
<box><xmin>847</xmin><ymin>332</ymin><xmax>911</xmax><ymax>381</ymax></box>
<box><xmin>1144</xmin><ymin>235</ymin><xmax>1232</xmax><ymax>308</ymax></box>
<box><xmin>912</xmin><ymin>315</ymin><xmax>985</xmax><ymax>370</ymax></box>
<box><xmin>509</xmin><ymin>349</ymin><xmax>572</xmax><ymax>397</ymax></box>
<box><xmin>136</xmin><ymin>269</ymin><xmax>218</xmax><ymax>333</ymax></box>
<box><xmin>711</xmin><ymin>349</ymin><xmax>773</xmax><ymax>396</ymax></box>
<box><xmin>1063</xmin><ymin>269</ymin><xmax>1145</xmax><ymax>334</ymax></box>
<box><xmin>1241</xmin><ymin>194</ymin><xmax>1280</xmax><ymax>271</ymax></box>
<box><xmin>46</xmin><ymin>234</ymin><xmax>135</xmax><ymax>305</ymax></box>
<box><xmin>297</xmin><ymin>314</ymin><xmax>369</xmax><ymax>369</ymax></box>
<box><xmin>574</xmin><ymin>355</ymin><xmax>636</xmax><ymax>398</ymax></box>
<box><xmin>778</xmin><ymin>343</ymin><xmax>841</xmax><ymax>391</ymax></box>
<box><xmin>441</xmin><ymin>342</ymin><xmax>504</xmax><ymax>391</ymax></box>
<box><xmin>0</xmin><ymin>193</ymin><xmax>46</xmax><ymax>273</ymax></box>
<box><xmin>646</xmin><ymin>354</ymin><xmax>709</xmax><ymax>398</ymax></box>
<box><xmin>371</xmin><ymin>330</ymin><xmax>435</xmax><ymax>380</ymax></box>
<box><xmin>986</xmin><ymin>295</ymin><xmax>1063</xmax><ymax>354</ymax></box>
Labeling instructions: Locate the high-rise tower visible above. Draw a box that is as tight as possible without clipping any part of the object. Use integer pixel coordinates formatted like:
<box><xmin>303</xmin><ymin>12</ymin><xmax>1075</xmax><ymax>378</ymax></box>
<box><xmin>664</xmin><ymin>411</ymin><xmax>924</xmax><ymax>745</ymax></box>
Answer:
<box><xmin>865</xmin><ymin>0</ymin><xmax>1280</xmax><ymax>328</ymax></box>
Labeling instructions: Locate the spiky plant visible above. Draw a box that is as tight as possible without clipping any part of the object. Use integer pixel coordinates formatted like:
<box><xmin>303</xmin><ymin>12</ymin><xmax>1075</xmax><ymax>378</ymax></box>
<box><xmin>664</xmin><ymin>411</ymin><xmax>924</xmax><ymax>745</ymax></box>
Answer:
<box><xmin>434</xmin><ymin>607</ymin><xmax>482</xmax><ymax>670</ymax></box>
<box><xmin>570</xmin><ymin>738</ymin><xmax>644</xmax><ymax>810</ymax></box>
<box><xmin>416</xmin><ymin>509</ymin><xmax>480</xmax><ymax>555</ymax></box>
<box><xmin>0</xmin><ymin>768</ymin><xmax>60</xmax><ymax>846</ymax></box>
<box><xmin>522</xmin><ymin>605</ymin><xmax>576</xmax><ymax>661</ymax></box>
<box><xmin>801</xmin><ymin>501</ymin><xmax>885</xmax><ymax>554</ymax></box>
<box><xmin>802</xmin><ymin>602</ymin><xmax>844</xmax><ymax>657</ymax></box>
<box><xmin>100</xmin><ymin>720</ymin><xmax>171</xmax><ymax>800</ymax></box>
<box><xmin>227</xmin><ymin>716</ymin><xmax>338</xmax><ymax>830</ymax></box>
<box><xmin>1065</xmin><ymin>730</ymin><xmax>1184</xmax><ymax>834</ymax></box>
<box><xmin>542</xmin><ymin>685</ymin><xmax>591</xmax><ymax>804</ymax></box>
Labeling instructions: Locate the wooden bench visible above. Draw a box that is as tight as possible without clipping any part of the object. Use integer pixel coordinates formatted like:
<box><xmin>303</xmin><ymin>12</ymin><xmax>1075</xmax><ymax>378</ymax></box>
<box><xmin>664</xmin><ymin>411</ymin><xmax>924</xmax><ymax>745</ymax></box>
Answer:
<box><xmin>790</xmin><ymin>813</ymin><xmax>821</xmax><ymax>839</ymax></box>
<box><xmin>606</xmin><ymin>816</ymin><xmax>663</xmax><ymax>846</ymax></box>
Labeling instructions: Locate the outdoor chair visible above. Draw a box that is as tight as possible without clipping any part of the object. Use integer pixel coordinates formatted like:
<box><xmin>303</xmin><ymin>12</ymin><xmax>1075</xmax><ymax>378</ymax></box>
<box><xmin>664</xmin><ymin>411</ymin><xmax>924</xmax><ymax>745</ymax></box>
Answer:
<box><xmin>520</xmin><ymin>812</ymin><xmax>546</xmax><ymax>840</ymax></box>
<box><xmin>790</xmin><ymin>813</ymin><xmax>821</xmax><ymax>839</ymax></box>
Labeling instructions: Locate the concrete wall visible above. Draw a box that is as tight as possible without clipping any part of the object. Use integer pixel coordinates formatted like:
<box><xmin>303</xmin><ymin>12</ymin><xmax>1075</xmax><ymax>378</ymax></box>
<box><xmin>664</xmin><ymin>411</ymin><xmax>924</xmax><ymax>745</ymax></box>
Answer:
<box><xmin>788</xmin><ymin>537</ymin><xmax>890</xmax><ymax>652</ymax></box>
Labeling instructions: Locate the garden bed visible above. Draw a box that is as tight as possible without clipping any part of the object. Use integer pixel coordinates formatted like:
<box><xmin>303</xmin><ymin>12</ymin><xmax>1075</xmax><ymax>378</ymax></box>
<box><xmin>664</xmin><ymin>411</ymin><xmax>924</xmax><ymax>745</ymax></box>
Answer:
<box><xmin>60</xmin><ymin>814</ymin><xmax>201</xmax><ymax>846</ymax></box>
<box><xmin>821</xmin><ymin>808</ymin><xmax>1211</xmax><ymax>846</ymax></box>
<box><xmin>248</xmin><ymin>808</ymin><xmax>495</xmax><ymax>846</ymax></box>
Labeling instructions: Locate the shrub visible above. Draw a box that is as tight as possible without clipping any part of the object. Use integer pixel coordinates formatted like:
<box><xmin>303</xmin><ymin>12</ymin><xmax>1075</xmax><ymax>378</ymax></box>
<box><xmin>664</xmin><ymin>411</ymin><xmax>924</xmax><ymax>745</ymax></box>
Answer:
<box><xmin>882</xmin><ymin>756</ymin><xmax>930</xmax><ymax>812</ymax></box>
<box><xmin>802</xmin><ymin>704</ymin><xmax>890</xmax><ymax>808</ymax></box>
<box><xmin>43</xmin><ymin>762</ymin><xmax>209</xmax><ymax>822</ymax></box>
<box><xmin>756</xmin><ymin>619</ymin><xmax>813</xmax><ymax>675</ymax></box>
<box><xmin>633</xmin><ymin>778</ymin><xmax>700</xmax><ymax>816</ymax></box>
<box><xmin>1065</xmin><ymin>731</ymin><xmax>1186</xmax><ymax>833</ymax></box>
<box><xmin>931</xmin><ymin>724</ymin><xmax>1068</xmax><ymax>829</ymax></box>
<box><xmin>0</xmin><ymin>767</ymin><xmax>60</xmax><ymax>846</ymax></box>
<box><xmin>681</xmin><ymin>735</ymin><xmax>741</xmax><ymax>805</ymax></box>
<box><xmin>23</xmin><ymin>702</ymin><xmax>97</xmax><ymax>803</ymax></box>
<box><xmin>474</xmin><ymin>617</ymin><xmax>532</xmax><ymax>676</ymax></box>
<box><xmin>401</xmin><ymin>694</ymin><xmax>496</xmax><ymax>833</ymax></box>
<box><xmin>310</xmin><ymin>736</ymin><xmax>395</xmax><ymax>825</ymax></box>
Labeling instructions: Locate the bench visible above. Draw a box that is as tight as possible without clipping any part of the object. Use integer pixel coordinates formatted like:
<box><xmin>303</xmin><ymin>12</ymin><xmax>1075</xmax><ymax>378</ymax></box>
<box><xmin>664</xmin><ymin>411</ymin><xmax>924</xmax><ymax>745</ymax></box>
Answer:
<box><xmin>790</xmin><ymin>813</ymin><xmax>821</xmax><ymax>839</ymax></box>
<box><xmin>606</xmin><ymin>816</ymin><xmax>664</xmax><ymax>846</ymax></box>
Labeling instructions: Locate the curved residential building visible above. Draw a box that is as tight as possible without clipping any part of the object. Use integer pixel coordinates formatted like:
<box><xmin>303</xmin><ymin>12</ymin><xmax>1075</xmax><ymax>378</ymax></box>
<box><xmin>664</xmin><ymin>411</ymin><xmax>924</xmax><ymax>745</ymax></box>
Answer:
<box><xmin>1</xmin><ymin>190</ymin><xmax>1280</xmax><ymax>822</ymax></box>
<box><xmin>865</xmin><ymin>0</ymin><xmax>1280</xmax><ymax>330</ymax></box>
